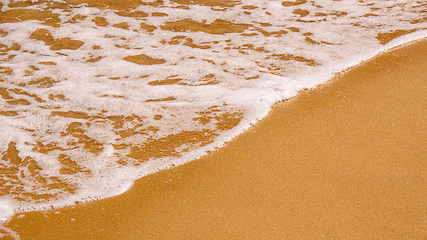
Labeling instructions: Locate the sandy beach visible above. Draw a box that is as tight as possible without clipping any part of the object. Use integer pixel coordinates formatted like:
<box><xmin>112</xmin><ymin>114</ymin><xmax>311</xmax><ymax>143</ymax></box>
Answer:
<box><xmin>3</xmin><ymin>37</ymin><xmax>427</xmax><ymax>239</ymax></box>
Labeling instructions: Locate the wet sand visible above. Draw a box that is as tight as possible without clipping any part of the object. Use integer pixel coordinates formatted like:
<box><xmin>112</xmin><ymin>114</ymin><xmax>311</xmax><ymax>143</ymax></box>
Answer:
<box><xmin>5</xmin><ymin>39</ymin><xmax>427</xmax><ymax>239</ymax></box>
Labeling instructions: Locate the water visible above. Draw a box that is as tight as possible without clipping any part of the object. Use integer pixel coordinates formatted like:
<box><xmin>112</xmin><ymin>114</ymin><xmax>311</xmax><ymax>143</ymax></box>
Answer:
<box><xmin>0</xmin><ymin>0</ymin><xmax>426</xmax><ymax>224</ymax></box>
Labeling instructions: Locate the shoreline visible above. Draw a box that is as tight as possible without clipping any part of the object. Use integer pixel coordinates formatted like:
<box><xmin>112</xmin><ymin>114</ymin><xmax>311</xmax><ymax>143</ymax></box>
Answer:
<box><xmin>4</xmin><ymin>38</ymin><xmax>427</xmax><ymax>239</ymax></box>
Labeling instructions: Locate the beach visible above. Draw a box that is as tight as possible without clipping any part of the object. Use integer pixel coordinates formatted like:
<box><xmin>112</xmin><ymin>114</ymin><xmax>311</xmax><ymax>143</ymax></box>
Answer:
<box><xmin>4</xmin><ymin>38</ymin><xmax>426</xmax><ymax>239</ymax></box>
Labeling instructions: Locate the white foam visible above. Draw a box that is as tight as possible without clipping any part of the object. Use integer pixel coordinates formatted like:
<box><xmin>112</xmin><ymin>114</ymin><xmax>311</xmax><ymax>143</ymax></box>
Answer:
<box><xmin>0</xmin><ymin>199</ymin><xmax>14</xmax><ymax>224</ymax></box>
<box><xmin>0</xmin><ymin>0</ymin><xmax>426</xmax><ymax>220</ymax></box>
<box><xmin>0</xmin><ymin>225</ymin><xmax>19</xmax><ymax>240</ymax></box>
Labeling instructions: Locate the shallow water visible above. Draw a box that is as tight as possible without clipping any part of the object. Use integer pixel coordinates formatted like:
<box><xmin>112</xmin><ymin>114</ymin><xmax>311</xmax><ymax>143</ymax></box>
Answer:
<box><xmin>0</xmin><ymin>0</ymin><xmax>426</xmax><ymax>225</ymax></box>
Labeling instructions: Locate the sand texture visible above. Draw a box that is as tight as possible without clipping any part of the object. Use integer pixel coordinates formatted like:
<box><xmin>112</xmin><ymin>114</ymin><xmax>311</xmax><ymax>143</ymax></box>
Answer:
<box><xmin>5</xmin><ymin>39</ymin><xmax>427</xmax><ymax>239</ymax></box>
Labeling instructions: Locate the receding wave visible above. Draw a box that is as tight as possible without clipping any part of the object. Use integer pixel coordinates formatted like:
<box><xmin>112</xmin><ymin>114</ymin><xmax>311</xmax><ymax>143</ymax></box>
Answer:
<box><xmin>0</xmin><ymin>0</ymin><xmax>426</xmax><ymax>223</ymax></box>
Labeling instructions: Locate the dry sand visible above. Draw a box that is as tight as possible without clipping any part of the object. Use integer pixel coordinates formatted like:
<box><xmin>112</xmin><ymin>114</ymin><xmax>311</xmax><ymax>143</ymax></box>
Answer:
<box><xmin>5</xmin><ymin>39</ymin><xmax>427</xmax><ymax>239</ymax></box>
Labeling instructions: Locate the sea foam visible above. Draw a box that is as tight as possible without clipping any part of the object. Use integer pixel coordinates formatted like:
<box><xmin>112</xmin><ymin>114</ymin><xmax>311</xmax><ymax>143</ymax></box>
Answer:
<box><xmin>0</xmin><ymin>0</ymin><xmax>426</xmax><ymax>223</ymax></box>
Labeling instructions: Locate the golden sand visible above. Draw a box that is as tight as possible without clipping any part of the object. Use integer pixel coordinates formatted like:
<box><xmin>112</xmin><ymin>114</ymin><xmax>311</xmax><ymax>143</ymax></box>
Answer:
<box><xmin>5</xmin><ymin>39</ymin><xmax>427</xmax><ymax>239</ymax></box>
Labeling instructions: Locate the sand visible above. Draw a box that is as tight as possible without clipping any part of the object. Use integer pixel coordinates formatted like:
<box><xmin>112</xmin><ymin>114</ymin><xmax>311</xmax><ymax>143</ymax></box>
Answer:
<box><xmin>4</xmin><ymin>39</ymin><xmax>427</xmax><ymax>239</ymax></box>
